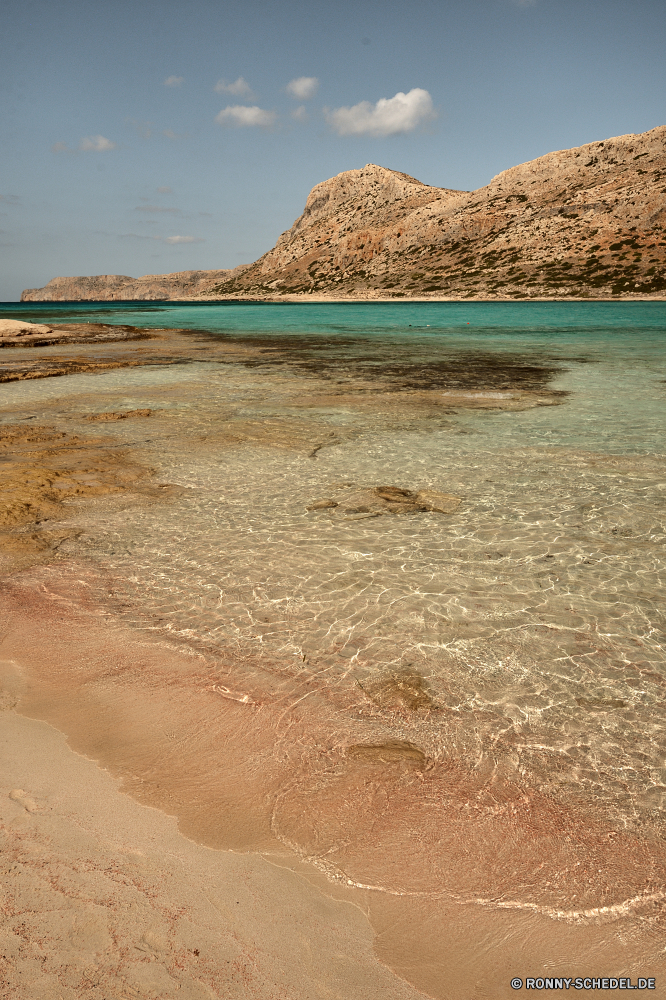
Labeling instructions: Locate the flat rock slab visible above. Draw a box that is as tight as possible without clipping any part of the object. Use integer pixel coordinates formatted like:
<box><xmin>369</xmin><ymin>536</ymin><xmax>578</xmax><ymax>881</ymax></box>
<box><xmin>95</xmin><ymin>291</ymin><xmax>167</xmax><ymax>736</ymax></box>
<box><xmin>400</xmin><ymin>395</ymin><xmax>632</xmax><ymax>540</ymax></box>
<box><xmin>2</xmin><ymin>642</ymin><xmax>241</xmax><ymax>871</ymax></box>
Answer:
<box><xmin>0</xmin><ymin>319</ymin><xmax>52</xmax><ymax>337</ymax></box>
<box><xmin>0</xmin><ymin>321</ymin><xmax>156</xmax><ymax>349</ymax></box>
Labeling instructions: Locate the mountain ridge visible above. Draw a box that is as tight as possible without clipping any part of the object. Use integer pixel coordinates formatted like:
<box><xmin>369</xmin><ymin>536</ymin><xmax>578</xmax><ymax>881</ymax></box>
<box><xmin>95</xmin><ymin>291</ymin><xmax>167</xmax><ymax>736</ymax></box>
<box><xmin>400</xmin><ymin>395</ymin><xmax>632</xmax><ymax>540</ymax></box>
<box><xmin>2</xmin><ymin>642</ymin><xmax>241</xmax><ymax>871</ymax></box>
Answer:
<box><xmin>21</xmin><ymin>126</ymin><xmax>666</xmax><ymax>302</ymax></box>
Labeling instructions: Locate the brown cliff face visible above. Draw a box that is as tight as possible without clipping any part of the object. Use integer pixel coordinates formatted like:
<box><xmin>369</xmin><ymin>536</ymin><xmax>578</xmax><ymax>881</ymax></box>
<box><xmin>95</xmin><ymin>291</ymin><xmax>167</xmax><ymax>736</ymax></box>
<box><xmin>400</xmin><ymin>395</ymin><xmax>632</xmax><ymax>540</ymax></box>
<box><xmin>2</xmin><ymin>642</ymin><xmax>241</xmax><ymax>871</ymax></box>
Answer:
<box><xmin>210</xmin><ymin>126</ymin><xmax>666</xmax><ymax>299</ymax></box>
<box><xmin>20</xmin><ymin>268</ymin><xmax>245</xmax><ymax>302</ymax></box>
<box><xmin>20</xmin><ymin>126</ymin><xmax>666</xmax><ymax>302</ymax></box>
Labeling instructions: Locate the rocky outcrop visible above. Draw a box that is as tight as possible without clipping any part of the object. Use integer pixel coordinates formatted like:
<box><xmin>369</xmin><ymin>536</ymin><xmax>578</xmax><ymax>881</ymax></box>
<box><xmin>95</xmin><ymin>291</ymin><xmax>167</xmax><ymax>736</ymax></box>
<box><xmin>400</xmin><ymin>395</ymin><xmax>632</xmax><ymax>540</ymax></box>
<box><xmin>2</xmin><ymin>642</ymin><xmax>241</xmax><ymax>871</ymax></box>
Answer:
<box><xmin>0</xmin><ymin>319</ymin><xmax>52</xmax><ymax>337</ymax></box>
<box><xmin>210</xmin><ymin>126</ymin><xmax>666</xmax><ymax>299</ymax></box>
<box><xmin>21</xmin><ymin>268</ymin><xmax>246</xmax><ymax>302</ymax></box>
<box><xmin>21</xmin><ymin>126</ymin><xmax>666</xmax><ymax>301</ymax></box>
<box><xmin>0</xmin><ymin>322</ymin><xmax>154</xmax><ymax>349</ymax></box>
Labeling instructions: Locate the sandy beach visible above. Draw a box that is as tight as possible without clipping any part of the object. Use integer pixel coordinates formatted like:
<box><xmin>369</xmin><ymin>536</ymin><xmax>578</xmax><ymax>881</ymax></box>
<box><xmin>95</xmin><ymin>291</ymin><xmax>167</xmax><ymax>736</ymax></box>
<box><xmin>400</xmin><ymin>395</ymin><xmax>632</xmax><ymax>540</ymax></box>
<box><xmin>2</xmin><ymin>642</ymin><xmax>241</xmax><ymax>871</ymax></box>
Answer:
<box><xmin>1</xmin><ymin>704</ymin><xmax>434</xmax><ymax>1000</ymax></box>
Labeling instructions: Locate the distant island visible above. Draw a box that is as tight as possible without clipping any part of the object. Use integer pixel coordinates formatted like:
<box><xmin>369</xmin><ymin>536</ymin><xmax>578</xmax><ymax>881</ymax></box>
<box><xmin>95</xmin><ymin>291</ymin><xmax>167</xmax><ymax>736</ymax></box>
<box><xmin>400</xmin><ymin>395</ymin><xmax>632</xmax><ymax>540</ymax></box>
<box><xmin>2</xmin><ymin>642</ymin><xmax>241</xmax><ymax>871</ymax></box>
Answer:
<box><xmin>22</xmin><ymin>125</ymin><xmax>666</xmax><ymax>302</ymax></box>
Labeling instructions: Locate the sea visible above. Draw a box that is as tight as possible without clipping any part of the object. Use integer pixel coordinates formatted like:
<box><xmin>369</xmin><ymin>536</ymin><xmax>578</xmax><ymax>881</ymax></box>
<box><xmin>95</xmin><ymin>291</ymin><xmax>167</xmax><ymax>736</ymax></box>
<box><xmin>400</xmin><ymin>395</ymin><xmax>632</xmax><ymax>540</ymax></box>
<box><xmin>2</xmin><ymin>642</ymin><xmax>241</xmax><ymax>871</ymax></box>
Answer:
<box><xmin>2</xmin><ymin>299</ymin><xmax>666</xmax><ymax>991</ymax></box>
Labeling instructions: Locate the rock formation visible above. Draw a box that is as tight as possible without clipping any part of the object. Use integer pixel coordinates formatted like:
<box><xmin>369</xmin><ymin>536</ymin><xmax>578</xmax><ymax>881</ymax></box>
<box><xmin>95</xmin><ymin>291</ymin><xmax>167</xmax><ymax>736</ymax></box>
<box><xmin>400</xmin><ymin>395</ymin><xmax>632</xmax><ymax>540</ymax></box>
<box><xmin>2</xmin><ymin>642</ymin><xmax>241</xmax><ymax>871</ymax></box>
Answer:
<box><xmin>21</xmin><ymin>126</ymin><xmax>666</xmax><ymax>301</ymax></box>
<box><xmin>0</xmin><ymin>321</ymin><xmax>153</xmax><ymax>349</ymax></box>
<box><xmin>0</xmin><ymin>319</ymin><xmax>52</xmax><ymax>337</ymax></box>
<box><xmin>211</xmin><ymin>126</ymin><xmax>666</xmax><ymax>299</ymax></box>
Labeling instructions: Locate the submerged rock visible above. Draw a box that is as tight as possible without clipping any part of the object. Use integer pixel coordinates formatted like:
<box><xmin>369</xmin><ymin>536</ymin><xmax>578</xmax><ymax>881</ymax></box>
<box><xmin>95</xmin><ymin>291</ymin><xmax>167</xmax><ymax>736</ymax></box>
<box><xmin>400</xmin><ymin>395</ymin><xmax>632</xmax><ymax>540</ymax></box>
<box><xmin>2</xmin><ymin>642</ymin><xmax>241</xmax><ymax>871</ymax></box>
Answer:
<box><xmin>361</xmin><ymin>669</ymin><xmax>438</xmax><ymax>712</ymax></box>
<box><xmin>346</xmin><ymin>740</ymin><xmax>427</xmax><ymax>768</ymax></box>
<box><xmin>414</xmin><ymin>489</ymin><xmax>462</xmax><ymax>514</ymax></box>
<box><xmin>306</xmin><ymin>484</ymin><xmax>462</xmax><ymax>517</ymax></box>
<box><xmin>374</xmin><ymin>486</ymin><xmax>415</xmax><ymax>500</ymax></box>
<box><xmin>306</xmin><ymin>499</ymin><xmax>339</xmax><ymax>510</ymax></box>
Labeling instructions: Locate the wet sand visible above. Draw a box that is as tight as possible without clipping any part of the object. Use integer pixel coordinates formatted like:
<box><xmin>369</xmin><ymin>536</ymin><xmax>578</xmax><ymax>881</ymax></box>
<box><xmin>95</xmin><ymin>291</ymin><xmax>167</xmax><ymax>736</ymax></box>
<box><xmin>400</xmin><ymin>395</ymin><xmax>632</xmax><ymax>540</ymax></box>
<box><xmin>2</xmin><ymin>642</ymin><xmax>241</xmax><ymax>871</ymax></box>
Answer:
<box><xmin>3</xmin><ymin>561</ymin><xmax>665</xmax><ymax>997</ymax></box>
<box><xmin>1</xmin><ymin>324</ymin><xmax>665</xmax><ymax>998</ymax></box>
<box><xmin>0</xmin><ymin>709</ymin><xmax>425</xmax><ymax>1000</ymax></box>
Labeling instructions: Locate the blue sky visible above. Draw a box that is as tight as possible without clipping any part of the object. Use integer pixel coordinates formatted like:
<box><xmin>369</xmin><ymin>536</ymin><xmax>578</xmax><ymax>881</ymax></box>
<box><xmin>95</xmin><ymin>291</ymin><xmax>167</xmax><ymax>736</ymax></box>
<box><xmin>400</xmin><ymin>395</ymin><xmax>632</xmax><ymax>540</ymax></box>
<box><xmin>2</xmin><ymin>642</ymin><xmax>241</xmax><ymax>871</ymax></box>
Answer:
<box><xmin>1</xmin><ymin>0</ymin><xmax>664</xmax><ymax>299</ymax></box>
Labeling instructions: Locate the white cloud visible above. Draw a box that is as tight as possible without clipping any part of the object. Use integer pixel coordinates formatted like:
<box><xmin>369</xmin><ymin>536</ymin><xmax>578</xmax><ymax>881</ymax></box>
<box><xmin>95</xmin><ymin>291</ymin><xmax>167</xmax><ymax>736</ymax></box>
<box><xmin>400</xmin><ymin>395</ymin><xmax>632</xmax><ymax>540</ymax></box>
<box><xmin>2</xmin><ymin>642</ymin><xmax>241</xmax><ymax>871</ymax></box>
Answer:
<box><xmin>157</xmin><ymin>186</ymin><xmax>172</xmax><ymax>194</ymax></box>
<box><xmin>215</xmin><ymin>105</ymin><xmax>276</xmax><ymax>128</ymax></box>
<box><xmin>326</xmin><ymin>88</ymin><xmax>435</xmax><ymax>137</ymax></box>
<box><xmin>120</xmin><ymin>233</ymin><xmax>204</xmax><ymax>244</ymax></box>
<box><xmin>286</xmin><ymin>76</ymin><xmax>319</xmax><ymax>100</ymax></box>
<box><xmin>127</xmin><ymin>119</ymin><xmax>153</xmax><ymax>138</ymax></box>
<box><xmin>79</xmin><ymin>135</ymin><xmax>117</xmax><ymax>151</ymax></box>
<box><xmin>214</xmin><ymin>77</ymin><xmax>253</xmax><ymax>97</ymax></box>
<box><xmin>291</xmin><ymin>105</ymin><xmax>308</xmax><ymax>121</ymax></box>
<box><xmin>54</xmin><ymin>137</ymin><xmax>117</xmax><ymax>153</ymax></box>
<box><xmin>164</xmin><ymin>76</ymin><xmax>184</xmax><ymax>87</ymax></box>
<box><xmin>135</xmin><ymin>205</ymin><xmax>180</xmax><ymax>214</ymax></box>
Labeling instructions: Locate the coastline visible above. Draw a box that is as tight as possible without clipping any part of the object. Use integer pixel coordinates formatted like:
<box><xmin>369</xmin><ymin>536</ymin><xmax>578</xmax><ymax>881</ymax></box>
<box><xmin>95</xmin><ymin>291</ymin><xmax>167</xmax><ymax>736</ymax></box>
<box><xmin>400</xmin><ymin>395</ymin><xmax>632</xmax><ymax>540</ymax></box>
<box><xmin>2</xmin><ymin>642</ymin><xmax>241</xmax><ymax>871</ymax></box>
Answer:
<box><xmin>5</xmin><ymin>560</ymin><xmax>665</xmax><ymax>998</ymax></box>
<box><xmin>16</xmin><ymin>127</ymin><xmax>666</xmax><ymax>309</ymax></box>
<box><xmin>12</xmin><ymin>293</ymin><xmax>666</xmax><ymax>304</ymax></box>
<box><xmin>2</xmin><ymin>314</ymin><xmax>666</xmax><ymax>998</ymax></box>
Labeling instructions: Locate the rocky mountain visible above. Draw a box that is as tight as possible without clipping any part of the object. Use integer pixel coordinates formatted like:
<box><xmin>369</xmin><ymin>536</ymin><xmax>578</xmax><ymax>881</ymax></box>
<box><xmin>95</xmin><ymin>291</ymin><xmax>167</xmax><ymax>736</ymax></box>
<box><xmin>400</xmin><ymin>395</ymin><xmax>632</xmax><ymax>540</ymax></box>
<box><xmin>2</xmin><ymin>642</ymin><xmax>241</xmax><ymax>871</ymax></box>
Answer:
<box><xmin>21</xmin><ymin>268</ymin><xmax>245</xmax><ymax>302</ymax></box>
<box><xmin>210</xmin><ymin>126</ymin><xmax>666</xmax><ymax>299</ymax></box>
<box><xmin>21</xmin><ymin>126</ymin><xmax>666</xmax><ymax>302</ymax></box>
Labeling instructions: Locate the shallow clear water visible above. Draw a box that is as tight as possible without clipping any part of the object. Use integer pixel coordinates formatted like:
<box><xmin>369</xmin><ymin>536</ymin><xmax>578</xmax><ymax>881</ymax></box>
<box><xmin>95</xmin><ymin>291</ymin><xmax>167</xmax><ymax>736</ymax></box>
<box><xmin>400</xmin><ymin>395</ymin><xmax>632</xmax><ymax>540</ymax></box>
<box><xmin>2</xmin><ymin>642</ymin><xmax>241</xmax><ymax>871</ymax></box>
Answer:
<box><xmin>5</xmin><ymin>300</ymin><xmax>666</xmax><ymax>453</ymax></box>
<box><xmin>3</xmin><ymin>301</ymin><xmax>666</xmax><ymax>926</ymax></box>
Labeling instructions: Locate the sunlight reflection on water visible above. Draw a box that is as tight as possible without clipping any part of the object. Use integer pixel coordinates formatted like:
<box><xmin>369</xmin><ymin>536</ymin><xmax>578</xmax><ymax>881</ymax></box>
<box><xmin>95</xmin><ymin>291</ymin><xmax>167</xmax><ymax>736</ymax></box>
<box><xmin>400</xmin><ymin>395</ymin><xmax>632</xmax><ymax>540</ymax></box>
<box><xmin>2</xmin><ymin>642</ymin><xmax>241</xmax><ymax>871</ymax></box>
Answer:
<box><xmin>3</xmin><ymin>303</ymin><xmax>666</xmax><ymax>908</ymax></box>
<box><xmin>20</xmin><ymin>316</ymin><xmax>658</xmax><ymax>837</ymax></box>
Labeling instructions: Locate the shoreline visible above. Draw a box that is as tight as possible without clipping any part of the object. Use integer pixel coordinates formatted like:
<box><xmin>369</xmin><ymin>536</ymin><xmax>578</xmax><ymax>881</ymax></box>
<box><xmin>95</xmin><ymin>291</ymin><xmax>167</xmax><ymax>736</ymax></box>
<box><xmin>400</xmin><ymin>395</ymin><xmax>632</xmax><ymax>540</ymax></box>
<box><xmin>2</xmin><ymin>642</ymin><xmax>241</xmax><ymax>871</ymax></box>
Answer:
<box><xmin>4</xmin><ymin>557</ymin><xmax>666</xmax><ymax>999</ymax></box>
<box><xmin>4</xmin><ymin>554</ymin><xmax>666</xmax><ymax>998</ymax></box>
<box><xmin>0</xmin><ymin>328</ymin><xmax>441</xmax><ymax>996</ymax></box>
<box><xmin>2</xmin><ymin>320</ymin><xmax>665</xmax><ymax>998</ymax></box>
<box><xmin>11</xmin><ymin>293</ymin><xmax>666</xmax><ymax>304</ymax></box>
<box><xmin>0</xmin><ymin>708</ymin><xmax>423</xmax><ymax>1000</ymax></box>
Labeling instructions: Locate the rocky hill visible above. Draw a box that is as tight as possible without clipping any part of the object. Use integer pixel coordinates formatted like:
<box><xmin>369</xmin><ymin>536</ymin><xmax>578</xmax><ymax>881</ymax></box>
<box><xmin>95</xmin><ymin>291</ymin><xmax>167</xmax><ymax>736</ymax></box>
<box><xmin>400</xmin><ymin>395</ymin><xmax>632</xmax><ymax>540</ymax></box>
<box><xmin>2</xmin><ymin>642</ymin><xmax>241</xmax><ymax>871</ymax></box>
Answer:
<box><xmin>21</xmin><ymin>126</ymin><xmax>666</xmax><ymax>301</ymax></box>
<box><xmin>21</xmin><ymin>268</ymin><xmax>245</xmax><ymax>302</ymax></box>
<box><xmin>210</xmin><ymin>126</ymin><xmax>666</xmax><ymax>299</ymax></box>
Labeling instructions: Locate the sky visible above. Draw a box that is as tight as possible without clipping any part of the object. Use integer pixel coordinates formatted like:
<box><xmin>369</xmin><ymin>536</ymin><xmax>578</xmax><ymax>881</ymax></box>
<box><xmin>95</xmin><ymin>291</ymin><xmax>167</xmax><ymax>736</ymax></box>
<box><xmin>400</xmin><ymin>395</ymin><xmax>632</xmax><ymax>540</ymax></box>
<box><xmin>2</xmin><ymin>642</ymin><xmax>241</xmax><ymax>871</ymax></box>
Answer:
<box><xmin>1</xmin><ymin>0</ymin><xmax>665</xmax><ymax>300</ymax></box>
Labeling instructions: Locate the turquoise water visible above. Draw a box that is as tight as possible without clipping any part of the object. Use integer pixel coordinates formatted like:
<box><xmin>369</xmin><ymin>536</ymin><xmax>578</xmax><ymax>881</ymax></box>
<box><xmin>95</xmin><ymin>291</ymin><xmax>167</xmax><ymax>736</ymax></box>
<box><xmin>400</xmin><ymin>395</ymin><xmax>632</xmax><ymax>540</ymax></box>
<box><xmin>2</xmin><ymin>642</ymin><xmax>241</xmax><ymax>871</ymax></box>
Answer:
<box><xmin>4</xmin><ymin>301</ymin><xmax>666</xmax><ymax>358</ymax></box>
<box><xmin>5</xmin><ymin>298</ymin><xmax>666</xmax><ymax>330</ymax></box>
<box><xmin>4</xmin><ymin>300</ymin><xmax>666</xmax><ymax>454</ymax></box>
